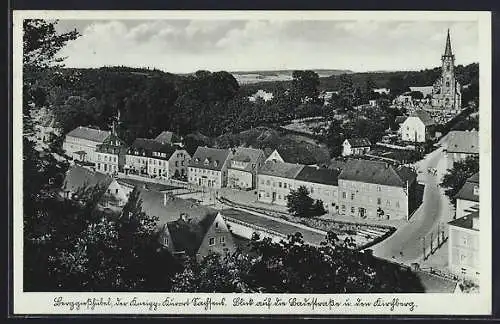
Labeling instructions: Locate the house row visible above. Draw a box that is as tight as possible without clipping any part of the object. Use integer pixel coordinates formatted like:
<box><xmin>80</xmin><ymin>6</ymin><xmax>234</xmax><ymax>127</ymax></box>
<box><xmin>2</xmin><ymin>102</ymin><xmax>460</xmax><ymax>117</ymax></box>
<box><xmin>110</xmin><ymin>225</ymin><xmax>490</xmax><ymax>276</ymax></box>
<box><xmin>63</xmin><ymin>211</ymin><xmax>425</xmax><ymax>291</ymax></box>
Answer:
<box><xmin>448</xmin><ymin>172</ymin><xmax>480</xmax><ymax>283</ymax></box>
<box><xmin>60</xmin><ymin>164</ymin><xmax>237</xmax><ymax>261</ymax></box>
<box><xmin>256</xmin><ymin>158</ymin><xmax>417</xmax><ymax>221</ymax></box>
<box><xmin>63</xmin><ymin>127</ymin><xmax>191</xmax><ymax>180</ymax></box>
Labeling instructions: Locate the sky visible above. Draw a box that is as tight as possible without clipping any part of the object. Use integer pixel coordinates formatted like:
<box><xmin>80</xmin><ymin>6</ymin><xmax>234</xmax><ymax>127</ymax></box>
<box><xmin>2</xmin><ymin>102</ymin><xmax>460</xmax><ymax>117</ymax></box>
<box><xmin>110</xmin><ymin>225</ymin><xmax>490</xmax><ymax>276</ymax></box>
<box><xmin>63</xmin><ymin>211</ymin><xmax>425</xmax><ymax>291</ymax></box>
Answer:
<box><xmin>54</xmin><ymin>19</ymin><xmax>479</xmax><ymax>74</ymax></box>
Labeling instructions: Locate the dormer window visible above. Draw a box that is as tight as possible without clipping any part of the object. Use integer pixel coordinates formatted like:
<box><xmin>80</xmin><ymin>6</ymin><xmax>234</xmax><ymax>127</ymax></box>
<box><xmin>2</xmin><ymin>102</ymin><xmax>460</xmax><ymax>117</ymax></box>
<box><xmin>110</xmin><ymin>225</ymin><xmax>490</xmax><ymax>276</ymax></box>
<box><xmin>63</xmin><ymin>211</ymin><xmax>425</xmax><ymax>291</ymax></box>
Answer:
<box><xmin>473</xmin><ymin>185</ymin><xmax>479</xmax><ymax>196</ymax></box>
<box><xmin>204</xmin><ymin>158</ymin><xmax>210</xmax><ymax>166</ymax></box>
<box><xmin>195</xmin><ymin>158</ymin><xmax>200</xmax><ymax>163</ymax></box>
<box><xmin>214</xmin><ymin>160</ymin><xmax>219</xmax><ymax>167</ymax></box>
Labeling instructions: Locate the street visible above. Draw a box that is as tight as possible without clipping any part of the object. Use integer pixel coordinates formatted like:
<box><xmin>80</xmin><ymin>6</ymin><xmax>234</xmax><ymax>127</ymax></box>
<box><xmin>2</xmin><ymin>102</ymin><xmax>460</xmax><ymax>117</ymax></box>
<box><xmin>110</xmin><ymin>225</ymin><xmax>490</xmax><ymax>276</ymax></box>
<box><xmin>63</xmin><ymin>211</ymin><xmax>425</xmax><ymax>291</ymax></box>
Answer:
<box><xmin>371</xmin><ymin>147</ymin><xmax>454</xmax><ymax>265</ymax></box>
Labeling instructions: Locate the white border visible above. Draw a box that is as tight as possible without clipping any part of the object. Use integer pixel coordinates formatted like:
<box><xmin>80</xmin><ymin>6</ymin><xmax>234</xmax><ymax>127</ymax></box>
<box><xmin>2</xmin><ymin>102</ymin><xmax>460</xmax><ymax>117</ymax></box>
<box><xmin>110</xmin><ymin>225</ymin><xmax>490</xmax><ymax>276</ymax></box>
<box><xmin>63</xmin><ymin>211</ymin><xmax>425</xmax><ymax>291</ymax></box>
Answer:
<box><xmin>12</xmin><ymin>10</ymin><xmax>492</xmax><ymax>315</ymax></box>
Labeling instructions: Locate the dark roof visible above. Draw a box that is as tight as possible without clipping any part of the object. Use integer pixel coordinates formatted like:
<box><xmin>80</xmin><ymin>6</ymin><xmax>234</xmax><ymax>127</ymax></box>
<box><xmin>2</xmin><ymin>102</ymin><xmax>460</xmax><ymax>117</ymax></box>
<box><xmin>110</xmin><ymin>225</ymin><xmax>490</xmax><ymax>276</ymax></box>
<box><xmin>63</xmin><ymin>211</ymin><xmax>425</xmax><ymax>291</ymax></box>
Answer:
<box><xmin>63</xmin><ymin>165</ymin><xmax>112</xmax><ymax>192</ymax></box>
<box><xmin>455</xmin><ymin>175</ymin><xmax>479</xmax><ymax>202</ymax></box>
<box><xmin>129</xmin><ymin>138</ymin><xmax>178</xmax><ymax>158</ymax></box>
<box><xmin>258</xmin><ymin>161</ymin><xmax>304</xmax><ymax>179</ymax></box>
<box><xmin>346</xmin><ymin>138</ymin><xmax>371</xmax><ymax>148</ymax></box>
<box><xmin>445</xmin><ymin>131</ymin><xmax>479</xmax><ymax>154</ymax></box>
<box><xmin>166</xmin><ymin>213</ymin><xmax>218</xmax><ymax>255</ymax></box>
<box><xmin>338</xmin><ymin>159</ymin><xmax>416</xmax><ymax>187</ymax></box>
<box><xmin>229</xmin><ymin>147</ymin><xmax>265</xmax><ymax>171</ymax></box>
<box><xmin>448</xmin><ymin>211</ymin><xmax>479</xmax><ymax>231</ymax></box>
<box><xmin>66</xmin><ymin>126</ymin><xmax>111</xmax><ymax>143</ymax></box>
<box><xmin>295</xmin><ymin>166</ymin><xmax>340</xmax><ymax>186</ymax></box>
<box><xmin>188</xmin><ymin>147</ymin><xmax>231</xmax><ymax>171</ymax></box>
<box><xmin>408</xmin><ymin>110</ymin><xmax>435</xmax><ymax>126</ymax></box>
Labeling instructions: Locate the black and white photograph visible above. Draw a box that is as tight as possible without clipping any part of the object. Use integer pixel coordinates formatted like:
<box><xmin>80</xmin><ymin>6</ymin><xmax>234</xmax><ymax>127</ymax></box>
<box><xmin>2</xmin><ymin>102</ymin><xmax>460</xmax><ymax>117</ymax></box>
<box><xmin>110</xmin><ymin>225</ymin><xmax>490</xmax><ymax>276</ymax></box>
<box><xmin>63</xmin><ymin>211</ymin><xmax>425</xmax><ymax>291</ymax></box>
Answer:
<box><xmin>12</xmin><ymin>10</ymin><xmax>491</xmax><ymax>315</ymax></box>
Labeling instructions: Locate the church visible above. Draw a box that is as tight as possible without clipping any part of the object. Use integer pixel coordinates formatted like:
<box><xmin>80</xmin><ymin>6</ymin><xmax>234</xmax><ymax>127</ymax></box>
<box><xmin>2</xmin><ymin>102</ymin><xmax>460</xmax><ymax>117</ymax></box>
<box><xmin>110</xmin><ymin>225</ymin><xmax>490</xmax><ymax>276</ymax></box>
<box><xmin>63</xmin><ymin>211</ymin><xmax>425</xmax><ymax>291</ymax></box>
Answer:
<box><xmin>430</xmin><ymin>29</ymin><xmax>462</xmax><ymax>112</ymax></box>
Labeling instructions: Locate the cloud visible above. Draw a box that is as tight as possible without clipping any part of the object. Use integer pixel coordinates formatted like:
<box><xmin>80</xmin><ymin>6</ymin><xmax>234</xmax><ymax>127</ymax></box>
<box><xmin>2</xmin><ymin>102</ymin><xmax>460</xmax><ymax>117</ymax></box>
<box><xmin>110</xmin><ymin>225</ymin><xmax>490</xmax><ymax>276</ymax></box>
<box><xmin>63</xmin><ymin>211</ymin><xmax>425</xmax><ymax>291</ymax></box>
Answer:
<box><xmin>55</xmin><ymin>19</ymin><xmax>479</xmax><ymax>73</ymax></box>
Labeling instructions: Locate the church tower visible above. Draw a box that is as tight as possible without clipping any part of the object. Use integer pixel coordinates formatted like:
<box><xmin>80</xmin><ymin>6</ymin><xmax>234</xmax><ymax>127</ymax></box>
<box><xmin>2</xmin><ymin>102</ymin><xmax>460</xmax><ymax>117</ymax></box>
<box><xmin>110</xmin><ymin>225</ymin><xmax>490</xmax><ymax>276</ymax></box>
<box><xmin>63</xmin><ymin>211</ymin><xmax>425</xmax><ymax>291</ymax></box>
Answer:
<box><xmin>431</xmin><ymin>29</ymin><xmax>462</xmax><ymax>112</ymax></box>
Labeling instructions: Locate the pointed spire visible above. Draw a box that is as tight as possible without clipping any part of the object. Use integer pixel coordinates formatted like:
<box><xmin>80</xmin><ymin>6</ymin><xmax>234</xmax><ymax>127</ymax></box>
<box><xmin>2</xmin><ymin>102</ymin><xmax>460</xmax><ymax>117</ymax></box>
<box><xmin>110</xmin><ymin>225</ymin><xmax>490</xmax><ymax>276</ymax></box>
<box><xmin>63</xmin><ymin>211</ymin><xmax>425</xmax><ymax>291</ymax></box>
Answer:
<box><xmin>444</xmin><ymin>29</ymin><xmax>453</xmax><ymax>56</ymax></box>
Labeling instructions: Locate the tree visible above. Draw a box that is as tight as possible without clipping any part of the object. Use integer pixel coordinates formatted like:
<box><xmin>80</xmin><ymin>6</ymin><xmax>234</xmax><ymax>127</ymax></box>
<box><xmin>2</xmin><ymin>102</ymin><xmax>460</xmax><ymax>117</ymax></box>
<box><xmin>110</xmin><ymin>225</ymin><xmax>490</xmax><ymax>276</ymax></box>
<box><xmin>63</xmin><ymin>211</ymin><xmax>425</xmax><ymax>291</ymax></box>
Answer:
<box><xmin>440</xmin><ymin>156</ymin><xmax>479</xmax><ymax>206</ymax></box>
<box><xmin>291</xmin><ymin>70</ymin><xmax>320</xmax><ymax>104</ymax></box>
<box><xmin>286</xmin><ymin>186</ymin><xmax>326</xmax><ymax>217</ymax></box>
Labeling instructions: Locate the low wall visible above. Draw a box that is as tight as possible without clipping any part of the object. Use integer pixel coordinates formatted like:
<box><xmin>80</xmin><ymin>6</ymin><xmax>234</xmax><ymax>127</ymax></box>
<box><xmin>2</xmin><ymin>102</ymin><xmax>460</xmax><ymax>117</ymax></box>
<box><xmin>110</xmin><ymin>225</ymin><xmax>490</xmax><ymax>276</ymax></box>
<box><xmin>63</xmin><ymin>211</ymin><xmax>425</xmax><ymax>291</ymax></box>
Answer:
<box><xmin>224</xmin><ymin>217</ymin><xmax>288</xmax><ymax>243</ymax></box>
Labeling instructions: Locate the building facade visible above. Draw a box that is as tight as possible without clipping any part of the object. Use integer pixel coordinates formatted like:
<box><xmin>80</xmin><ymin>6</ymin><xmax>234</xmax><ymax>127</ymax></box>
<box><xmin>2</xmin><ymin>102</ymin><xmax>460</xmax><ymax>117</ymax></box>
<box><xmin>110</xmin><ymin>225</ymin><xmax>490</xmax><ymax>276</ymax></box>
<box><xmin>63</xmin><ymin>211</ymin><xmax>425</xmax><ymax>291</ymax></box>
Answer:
<box><xmin>342</xmin><ymin>138</ymin><xmax>371</xmax><ymax>157</ymax></box>
<box><xmin>430</xmin><ymin>29</ymin><xmax>462</xmax><ymax>112</ymax></box>
<box><xmin>188</xmin><ymin>147</ymin><xmax>232</xmax><ymax>189</ymax></box>
<box><xmin>95</xmin><ymin>132</ymin><xmax>127</xmax><ymax>175</ymax></box>
<box><xmin>448</xmin><ymin>211</ymin><xmax>479</xmax><ymax>282</ymax></box>
<box><xmin>455</xmin><ymin>172</ymin><xmax>479</xmax><ymax>220</ymax></box>
<box><xmin>62</xmin><ymin>126</ymin><xmax>111</xmax><ymax>163</ymax></box>
<box><xmin>294</xmin><ymin>166</ymin><xmax>340</xmax><ymax>214</ymax></box>
<box><xmin>400</xmin><ymin>110</ymin><xmax>436</xmax><ymax>143</ymax></box>
<box><xmin>337</xmin><ymin>159</ymin><xmax>417</xmax><ymax>221</ymax></box>
<box><xmin>443</xmin><ymin>130</ymin><xmax>479</xmax><ymax>168</ymax></box>
<box><xmin>257</xmin><ymin>161</ymin><xmax>304</xmax><ymax>206</ymax></box>
<box><xmin>227</xmin><ymin>147</ymin><xmax>266</xmax><ymax>190</ymax></box>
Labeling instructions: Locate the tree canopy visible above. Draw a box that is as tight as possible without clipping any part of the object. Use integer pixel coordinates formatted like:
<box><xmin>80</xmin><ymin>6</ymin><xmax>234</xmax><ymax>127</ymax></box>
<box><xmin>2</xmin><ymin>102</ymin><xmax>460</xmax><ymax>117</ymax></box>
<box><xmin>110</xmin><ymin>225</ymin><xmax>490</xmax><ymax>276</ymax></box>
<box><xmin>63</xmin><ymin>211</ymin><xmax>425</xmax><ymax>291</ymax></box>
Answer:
<box><xmin>287</xmin><ymin>186</ymin><xmax>326</xmax><ymax>218</ymax></box>
<box><xmin>440</xmin><ymin>156</ymin><xmax>479</xmax><ymax>206</ymax></box>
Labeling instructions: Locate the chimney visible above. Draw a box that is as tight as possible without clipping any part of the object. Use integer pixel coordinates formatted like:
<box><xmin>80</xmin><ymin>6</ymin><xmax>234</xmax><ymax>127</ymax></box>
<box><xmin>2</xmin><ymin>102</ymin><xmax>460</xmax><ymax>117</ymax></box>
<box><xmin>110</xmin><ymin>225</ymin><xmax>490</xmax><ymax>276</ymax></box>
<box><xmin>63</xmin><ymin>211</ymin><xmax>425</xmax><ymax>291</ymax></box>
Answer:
<box><xmin>180</xmin><ymin>213</ymin><xmax>189</xmax><ymax>222</ymax></box>
<box><xmin>472</xmin><ymin>215</ymin><xmax>479</xmax><ymax>230</ymax></box>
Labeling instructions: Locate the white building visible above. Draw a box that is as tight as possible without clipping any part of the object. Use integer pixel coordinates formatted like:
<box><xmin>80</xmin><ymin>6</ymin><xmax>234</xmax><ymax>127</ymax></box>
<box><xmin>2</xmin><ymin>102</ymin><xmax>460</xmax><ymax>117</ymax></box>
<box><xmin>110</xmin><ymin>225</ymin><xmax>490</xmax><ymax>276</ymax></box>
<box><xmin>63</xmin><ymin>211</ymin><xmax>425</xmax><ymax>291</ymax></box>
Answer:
<box><xmin>188</xmin><ymin>147</ymin><xmax>232</xmax><ymax>189</ymax></box>
<box><xmin>62</xmin><ymin>126</ymin><xmax>111</xmax><ymax>163</ymax></box>
<box><xmin>443</xmin><ymin>130</ymin><xmax>479</xmax><ymax>168</ymax></box>
<box><xmin>342</xmin><ymin>138</ymin><xmax>371</xmax><ymax>157</ymax></box>
<box><xmin>455</xmin><ymin>172</ymin><xmax>479</xmax><ymax>220</ymax></box>
<box><xmin>400</xmin><ymin>110</ymin><xmax>436</xmax><ymax>143</ymax></box>
<box><xmin>95</xmin><ymin>132</ymin><xmax>127</xmax><ymax>175</ymax></box>
<box><xmin>257</xmin><ymin>161</ymin><xmax>304</xmax><ymax>206</ymax></box>
<box><xmin>125</xmin><ymin>138</ymin><xmax>190</xmax><ymax>180</ymax></box>
<box><xmin>448</xmin><ymin>210</ymin><xmax>479</xmax><ymax>282</ymax></box>
<box><xmin>227</xmin><ymin>147</ymin><xmax>266</xmax><ymax>190</ymax></box>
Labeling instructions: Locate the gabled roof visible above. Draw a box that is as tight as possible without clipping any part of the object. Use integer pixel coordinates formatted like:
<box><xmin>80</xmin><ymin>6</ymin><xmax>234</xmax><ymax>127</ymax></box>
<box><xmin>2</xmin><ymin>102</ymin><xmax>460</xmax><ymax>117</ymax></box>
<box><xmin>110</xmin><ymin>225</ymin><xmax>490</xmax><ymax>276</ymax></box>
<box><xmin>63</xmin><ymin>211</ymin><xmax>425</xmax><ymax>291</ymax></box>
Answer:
<box><xmin>259</xmin><ymin>161</ymin><xmax>304</xmax><ymax>179</ymax></box>
<box><xmin>63</xmin><ymin>165</ymin><xmax>112</xmax><ymax>192</ymax></box>
<box><xmin>395</xmin><ymin>116</ymin><xmax>407</xmax><ymax>124</ymax></box>
<box><xmin>345</xmin><ymin>138</ymin><xmax>371</xmax><ymax>148</ymax></box>
<box><xmin>455</xmin><ymin>173</ymin><xmax>479</xmax><ymax>202</ymax></box>
<box><xmin>338</xmin><ymin>159</ymin><xmax>417</xmax><ymax>187</ymax></box>
<box><xmin>445</xmin><ymin>131</ymin><xmax>479</xmax><ymax>154</ymax></box>
<box><xmin>167</xmin><ymin>213</ymin><xmax>218</xmax><ymax>255</ymax></box>
<box><xmin>129</xmin><ymin>138</ymin><xmax>179</xmax><ymax>158</ymax></box>
<box><xmin>295</xmin><ymin>166</ymin><xmax>340</xmax><ymax>186</ymax></box>
<box><xmin>229</xmin><ymin>147</ymin><xmax>265</xmax><ymax>171</ymax></box>
<box><xmin>448</xmin><ymin>211</ymin><xmax>478</xmax><ymax>231</ymax></box>
<box><xmin>154</xmin><ymin>131</ymin><xmax>181</xmax><ymax>144</ymax></box>
<box><xmin>66</xmin><ymin>126</ymin><xmax>111</xmax><ymax>143</ymax></box>
<box><xmin>188</xmin><ymin>147</ymin><xmax>231</xmax><ymax>171</ymax></box>
<box><xmin>408</xmin><ymin>110</ymin><xmax>435</xmax><ymax>126</ymax></box>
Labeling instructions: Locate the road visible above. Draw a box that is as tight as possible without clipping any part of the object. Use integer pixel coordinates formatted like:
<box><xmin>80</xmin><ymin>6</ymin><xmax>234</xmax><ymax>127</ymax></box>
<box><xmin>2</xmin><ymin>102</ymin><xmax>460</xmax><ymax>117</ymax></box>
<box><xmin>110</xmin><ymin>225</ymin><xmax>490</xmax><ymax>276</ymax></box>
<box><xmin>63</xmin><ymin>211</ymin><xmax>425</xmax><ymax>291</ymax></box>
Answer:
<box><xmin>371</xmin><ymin>147</ymin><xmax>454</xmax><ymax>265</ymax></box>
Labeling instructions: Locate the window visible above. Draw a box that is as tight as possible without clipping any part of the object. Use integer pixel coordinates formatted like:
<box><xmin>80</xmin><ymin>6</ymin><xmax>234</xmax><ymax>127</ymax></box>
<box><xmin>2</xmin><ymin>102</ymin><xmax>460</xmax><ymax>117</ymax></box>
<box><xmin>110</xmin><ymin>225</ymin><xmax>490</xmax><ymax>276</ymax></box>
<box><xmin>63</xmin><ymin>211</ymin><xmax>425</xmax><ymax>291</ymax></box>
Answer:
<box><xmin>175</xmin><ymin>161</ymin><xmax>179</xmax><ymax>167</ymax></box>
<box><xmin>342</xmin><ymin>192</ymin><xmax>346</xmax><ymax>199</ymax></box>
<box><xmin>219</xmin><ymin>236</ymin><xmax>225</xmax><ymax>244</ymax></box>
<box><xmin>215</xmin><ymin>222</ymin><xmax>219</xmax><ymax>228</ymax></box>
<box><xmin>163</xmin><ymin>236</ymin><xmax>168</xmax><ymax>247</ymax></box>
<box><xmin>266</xmin><ymin>192</ymin><xmax>270</xmax><ymax>198</ymax></box>
<box><xmin>350</xmin><ymin>193</ymin><xmax>354</xmax><ymax>200</ymax></box>
<box><xmin>284</xmin><ymin>183</ymin><xmax>287</xmax><ymax>188</ymax></box>
<box><xmin>386</xmin><ymin>200</ymin><xmax>391</xmax><ymax>206</ymax></box>
<box><xmin>278</xmin><ymin>195</ymin><xmax>282</xmax><ymax>200</ymax></box>
<box><xmin>462</xmin><ymin>237</ymin><xmax>468</xmax><ymax>246</ymax></box>
<box><xmin>279</xmin><ymin>182</ymin><xmax>282</xmax><ymax>188</ymax></box>
<box><xmin>377</xmin><ymin>198</ymin><xmax>381</xmax><ymax>205</ymax></box>
<box><xmin>209</xmin><ymin>237</ymin><xmax>215</xmax><ymax>246</ymax></box>
<box><xmin>351</xmin><ymin>207</ymin><xmax>355</xmax><ymax>213</ymax></box>
<box><xmin>115</xmin><ymin>189</ymin><xmax>118</xmax><ymax>194</ymax></box>
<box><xmin>266</xmin><ymin>180</ymin><xmax>270</xmax><ymax>186</ymax></box>
<box><xmin>341</xmin><ymin>205</ymin><xmax>346</xmax><ymax>211</ymax></box>
<box><xmin>473</xmin><ymin>186</ymin><xmax>479</xmax><ymax>195</ymax></box>
<box><xmin>310</xmin><ymin>187</ymin><xmax>314</xmax><ymax>194</ymax></box>
<box><xmin>377</xmin><ymin>186</ymin><xmax>381</xmax><ymax>192</ymax></box>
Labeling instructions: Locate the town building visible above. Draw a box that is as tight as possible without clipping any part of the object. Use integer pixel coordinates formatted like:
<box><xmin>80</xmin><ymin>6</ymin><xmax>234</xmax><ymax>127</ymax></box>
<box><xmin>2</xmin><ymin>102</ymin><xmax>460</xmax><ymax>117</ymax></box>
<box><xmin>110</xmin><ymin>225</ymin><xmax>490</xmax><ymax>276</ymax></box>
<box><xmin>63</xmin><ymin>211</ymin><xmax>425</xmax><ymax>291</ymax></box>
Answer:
<box><xmin>409</xmin><ymin>86</ymin><xmax>434</xmax><ymax>98</ymax></box>
<box><xmin>264</xmin><ymin>148</ymin><xmax>285</xmax><ymax>163</ymax></box>
<box><xmin>95</xmin><ymin>132</ymin><xmax>127</xmax><ymax>175</ymax></box>
<box><xmin>124</xmin><ymin>138</ymin><xmax>190</xmax><ymax>179</ymax></box>
<box><xmin>257</xmin><ymin>161</ymin><xmax>304</xmax><ymax>206</ymax></box>
<box><xmin>138</xmin><ymin>190</ymin><xmax>236</xmax><ymax>260</ymax></box>
<box><xmin>337</xmin><ymin>159</ymin><xmax>417</xmax><ymax>221</ymax></box>
<box><xmin>455</xmin><ymin>172</ymin><xmax>479</xmax><ymax>220</ymax></box>
<box><xmin>188</xmin><ymin>147</ymin><xmax>232</xmax><ymax>189</ymax></box>
<box><xmin>154</xmin><ymin>131</ymin><xmax>183</xmax><ymax>147</ymax></box>
<box><xmin>227</xmin><ymin>147</ymin><xmax>266</xmax><ymax>190</ymax></box>
<box><xmin>399</xmin><ymin>110</ymin><xmax>436</xmax><ymax>143</ymax></box>
<box><xmin>62</xmin><ymin>126</ymin><xmax>111</xmax><ymax>163</ymax></box>
<box><xmin>448</xmin><ymin>209</ymin><xmax>479</xmax><ymax>282</ymax></box>
<box><xmin>61</xmin><ymin>165</ymin><xmax>130</xmax><ymax>208</ymax></box>
<box><xmin>443</xmin><ymin>130</ymin><xmax>479</xmax><ymax>168</ymax></box>
<box><xmin>430</xmin><ymin>29</ymin><xmax>462</xmax><ymax>112</ymax></box>
<box><xmin>294</xmin><ymin>166</ymin><xmax>340</xmax><ymax>213</ymax></box>
<box><xmin>342</xmin><ymin>138</ymin><xmax>371</xmax><ymax>157</ymax></box>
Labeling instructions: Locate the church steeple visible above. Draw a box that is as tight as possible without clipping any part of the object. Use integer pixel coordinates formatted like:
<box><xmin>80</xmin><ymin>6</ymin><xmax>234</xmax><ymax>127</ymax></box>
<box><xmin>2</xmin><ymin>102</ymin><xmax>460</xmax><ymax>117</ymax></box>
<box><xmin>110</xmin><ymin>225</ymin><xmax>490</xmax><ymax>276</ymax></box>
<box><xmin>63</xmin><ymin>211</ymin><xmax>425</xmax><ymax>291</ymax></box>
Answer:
<box><xmin>444</xmin><ymin>29</ymin><xmax>453</xmax><ymax>57</ymax></box>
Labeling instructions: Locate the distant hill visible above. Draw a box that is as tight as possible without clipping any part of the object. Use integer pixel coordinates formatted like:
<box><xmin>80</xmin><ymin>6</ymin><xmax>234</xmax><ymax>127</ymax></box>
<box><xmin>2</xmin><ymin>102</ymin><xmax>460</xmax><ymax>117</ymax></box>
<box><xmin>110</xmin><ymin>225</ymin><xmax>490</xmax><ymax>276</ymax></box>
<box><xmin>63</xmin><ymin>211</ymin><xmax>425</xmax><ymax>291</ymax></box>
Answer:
<box><xmin>231</xmin><ymin>69</ymin><xmax>353</xmax><ymax>85</ymax></box>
